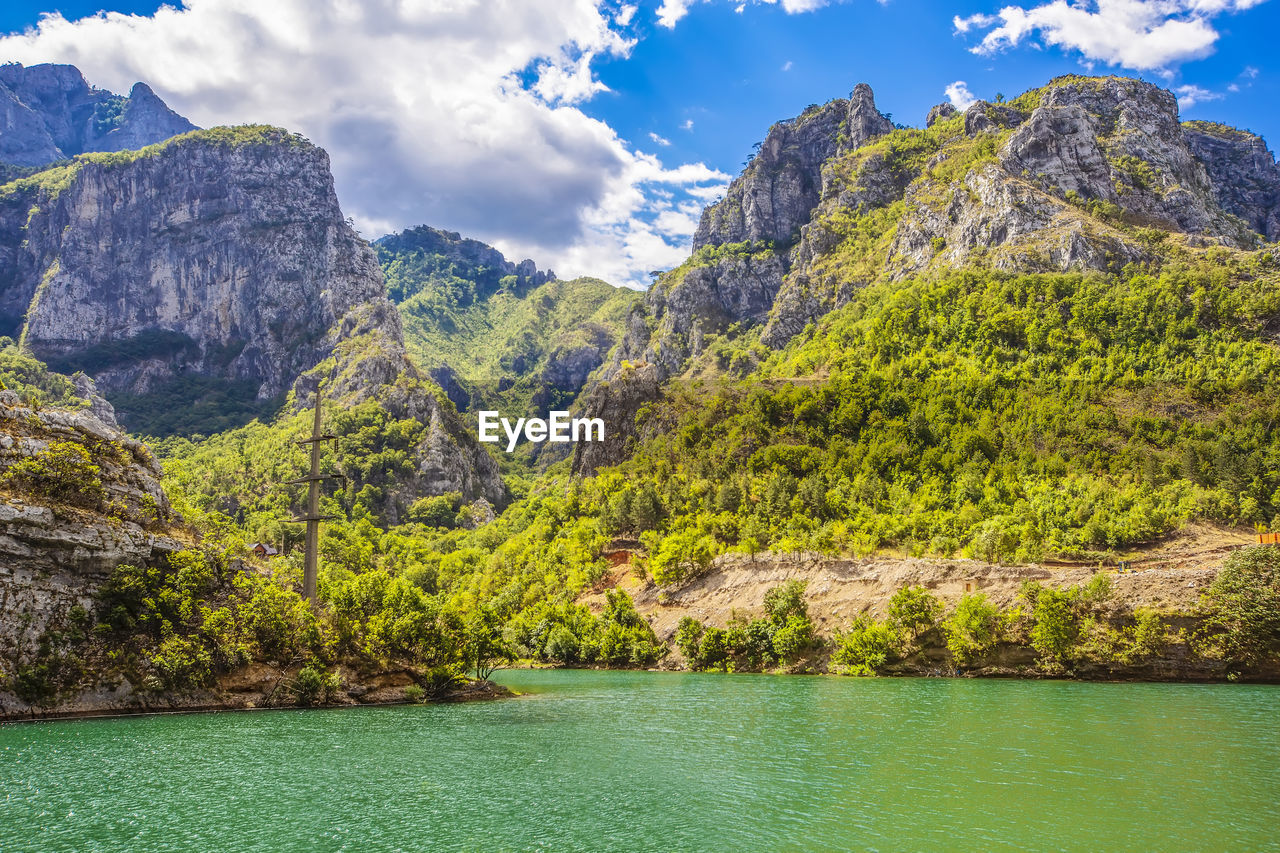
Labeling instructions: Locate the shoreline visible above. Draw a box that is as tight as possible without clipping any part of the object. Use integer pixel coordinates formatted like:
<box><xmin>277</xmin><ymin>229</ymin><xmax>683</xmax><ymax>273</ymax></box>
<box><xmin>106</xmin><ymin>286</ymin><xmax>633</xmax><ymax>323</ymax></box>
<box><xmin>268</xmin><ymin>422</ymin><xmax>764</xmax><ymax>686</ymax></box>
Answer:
<box><xmin>0</xmin><ymin>677</ymin><xmax>512</xmax><ymax>724</ymax></box>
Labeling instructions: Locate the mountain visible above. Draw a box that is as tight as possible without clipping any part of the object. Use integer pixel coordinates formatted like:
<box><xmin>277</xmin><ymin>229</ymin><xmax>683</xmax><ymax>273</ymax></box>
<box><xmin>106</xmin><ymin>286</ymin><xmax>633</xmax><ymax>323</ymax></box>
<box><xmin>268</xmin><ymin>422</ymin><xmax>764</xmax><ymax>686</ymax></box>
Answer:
<box><xmin>0</xmin><ymin>127</ymin><xmax>390</xmax><ymax>427</ymax></box>
<box><xmin>576</xmin><ymin>75</ymin><xmax>1280</xmax><ymax>473</ymax></box>
<box><xmin>0</xmin><ymin>76</ymin><xmax>505</xmax><ymax>515</ymax></box>
<box><xmin>0</xmin><ymin>62</ymin><xmax>195</xmax><ymax>170</ymax></box>
<box><xmin>377</xmin><ymin>225</ymin><xmax>637</xmax><ymax>442</ymax></box>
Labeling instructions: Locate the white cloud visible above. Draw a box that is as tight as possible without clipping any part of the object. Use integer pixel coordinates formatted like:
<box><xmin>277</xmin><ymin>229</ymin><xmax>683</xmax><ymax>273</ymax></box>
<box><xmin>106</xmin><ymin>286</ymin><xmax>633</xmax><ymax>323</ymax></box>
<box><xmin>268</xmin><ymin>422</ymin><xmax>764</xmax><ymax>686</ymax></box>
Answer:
<box><xmin>656</xmin><ymin>0</ymin><xmax>850</xmax><ymax>28</ymax></box>
<box><xmin>657</xmin><ymin>0</ymin><xmax>696</xmax><ymax>27</ymax></box>
<box><xmin>649</xmin><ymin>131</ymin><xmax>672</xmax><ymax>146</ymax></box>
<box><xmin>953</xmin><ymin>12</ymin><xmax>998</xmax><ymax>31</ymax></box>
<box><xmin>1175</xmin><ymin>83</ymin><xmax>1223</xmax><ymax>107</ymax></box>
<box><xmin>946</xmin><ymin>80</ymin><xmax>979</xmax><ymax>110</ymax></box>
<box><xmin>681</xmin><ymin>118</ymin><xmax>695</xmax><ymax>130</ymax></box>
<box><xmin>1242</xmin><ymin>64</ymin><xmax>1260</xmax><ymax>78</ymax></box>
<box><xmin>616</xmin><ymin>4</ymin><xmax>637</xmax><ymax>25</ymax></box>
<box><xmin>0</xmin><ymin>0</ymin><xmax>729</xmax><ymax>287</ymax></box>
<box><xmin>954</xmin><ymin>0</ymin><xmax>1268</xmax><ymax>71</ymax></box>
<box><xmin>781</xmin><ymin>60</ymin><xmax>794</xmax><ymax>71</ymax></box>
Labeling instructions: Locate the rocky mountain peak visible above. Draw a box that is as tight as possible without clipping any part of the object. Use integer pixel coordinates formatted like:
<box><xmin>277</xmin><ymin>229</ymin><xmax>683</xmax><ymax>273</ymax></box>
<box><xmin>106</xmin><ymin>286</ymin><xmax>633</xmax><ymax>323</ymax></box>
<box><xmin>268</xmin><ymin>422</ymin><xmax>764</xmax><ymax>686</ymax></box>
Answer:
<box><xmin>575</xmin><ymin>75</ymin><xmax>1280</xmax><ymax>468</ymax></box>
<box><xmin>0</xmin><ymin>62</ymin><xmax>196</xmax><ymax>168</ymax></box>
<box><xmin>692</xmin><ymin>82</ymin><xmax>892</xmax><ymax>252</ymax></box>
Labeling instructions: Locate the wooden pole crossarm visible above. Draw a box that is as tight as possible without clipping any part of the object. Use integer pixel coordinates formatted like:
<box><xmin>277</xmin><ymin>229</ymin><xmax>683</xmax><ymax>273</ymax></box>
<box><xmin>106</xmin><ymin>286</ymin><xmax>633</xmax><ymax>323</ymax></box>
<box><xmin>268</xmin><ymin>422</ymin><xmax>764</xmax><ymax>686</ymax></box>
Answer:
<box><xmin>284</xmin><ymin>474</ymin><xmax>347</xmax><ymax>485</ymax></box>
<box><xmin>296</xmin><ymin>434</ymin><xmax>338</xmax><ymax>444</ymax></box>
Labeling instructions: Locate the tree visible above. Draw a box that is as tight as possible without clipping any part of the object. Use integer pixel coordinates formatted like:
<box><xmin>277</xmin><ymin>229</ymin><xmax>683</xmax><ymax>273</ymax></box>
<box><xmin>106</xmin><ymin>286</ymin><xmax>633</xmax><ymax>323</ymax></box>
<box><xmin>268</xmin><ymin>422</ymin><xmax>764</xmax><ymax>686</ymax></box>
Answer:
<box><xmin>833</xmin><ymin>615</ymin><xmax>897</xmax><ymax>676</ymax></box>
<box><xmin>764</xmin><ymin>580</ymin><xmax>809</xmax><ymax>625</ymax></box>
<box><xmin>944</xmin><ymin>593</ymin><xmax>1002</xmax><ymax>665</ymax></box>
<box><xmin>675</xmin><ymin>616</ymin><xmax>704</xmax><ymax>662</ymax></box>
<box><xmin>463</xmin><ymin>610</ymin><xmax>511</xmax><ymax>680</ymax></box>
<box><xmin>1029</xmin><ymin>587</ymin><xmax>1078</xmax><ymax>664</ymax></box>
<box><xmin>888</xmin><ymin>586</ymin><xmax>943</xmax><ymax>641</ymax></box>
<box><xmin>1203</xmin><ymin>546</ymin><xmax>1280</xmax><ymax>665</ymax></box>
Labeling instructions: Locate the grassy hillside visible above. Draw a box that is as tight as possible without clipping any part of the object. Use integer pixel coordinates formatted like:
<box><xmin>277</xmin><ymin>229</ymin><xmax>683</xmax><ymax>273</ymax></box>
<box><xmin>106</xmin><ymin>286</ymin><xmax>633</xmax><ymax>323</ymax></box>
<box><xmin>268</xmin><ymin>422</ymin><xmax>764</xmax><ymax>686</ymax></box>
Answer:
<box><xmin>376</xmin><ymin>226</ymin><xmax>638</xmax><ymax>420</ymax></box>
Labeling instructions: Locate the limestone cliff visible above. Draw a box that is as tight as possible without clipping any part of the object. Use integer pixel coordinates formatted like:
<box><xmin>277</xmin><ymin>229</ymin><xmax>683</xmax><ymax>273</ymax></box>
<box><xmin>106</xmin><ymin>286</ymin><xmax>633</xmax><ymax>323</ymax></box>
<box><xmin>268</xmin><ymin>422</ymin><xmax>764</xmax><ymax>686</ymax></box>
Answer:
<box><xmin>0</xmin><ymin>123</ymin><xmax>504</xmax><ymax>507</ymax></box>
<box><xmin>0</xmin><ymin>127</ymin><xmax>385</xmax><ymax>405</ymax></box>
<box><xmin>0</xmin><ymin>63</ymin><xmax>195</xmax><ymax>168</ymax></box>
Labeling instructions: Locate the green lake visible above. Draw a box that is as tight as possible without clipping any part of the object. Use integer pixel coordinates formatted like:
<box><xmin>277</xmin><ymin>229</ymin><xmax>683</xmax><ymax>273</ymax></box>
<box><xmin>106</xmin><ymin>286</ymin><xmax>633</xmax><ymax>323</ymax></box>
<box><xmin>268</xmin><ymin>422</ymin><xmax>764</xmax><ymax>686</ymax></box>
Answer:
<box><xmin>2</xmin><ymin>671</ymin><xmax>1278</xmax><ymax>851</ymax></box>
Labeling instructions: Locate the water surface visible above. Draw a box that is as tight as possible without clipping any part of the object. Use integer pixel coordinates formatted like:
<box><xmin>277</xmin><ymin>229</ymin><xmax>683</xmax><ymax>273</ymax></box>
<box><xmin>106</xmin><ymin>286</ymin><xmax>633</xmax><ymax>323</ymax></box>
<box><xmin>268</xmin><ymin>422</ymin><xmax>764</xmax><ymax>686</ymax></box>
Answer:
<box><xmin>3</xmin><ymin>671</ymin><xmax>1277</xmax><ymax>851</ymax></box>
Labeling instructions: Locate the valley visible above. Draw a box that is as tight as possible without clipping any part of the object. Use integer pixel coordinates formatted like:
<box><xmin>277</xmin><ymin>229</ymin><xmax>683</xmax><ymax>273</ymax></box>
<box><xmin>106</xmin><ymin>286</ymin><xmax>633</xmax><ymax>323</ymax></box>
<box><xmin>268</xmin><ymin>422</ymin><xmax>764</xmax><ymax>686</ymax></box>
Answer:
<box><xmin>2</xmin><ymin>65</ymin><xmax>1280</xmax><ymax>720</ymax></box>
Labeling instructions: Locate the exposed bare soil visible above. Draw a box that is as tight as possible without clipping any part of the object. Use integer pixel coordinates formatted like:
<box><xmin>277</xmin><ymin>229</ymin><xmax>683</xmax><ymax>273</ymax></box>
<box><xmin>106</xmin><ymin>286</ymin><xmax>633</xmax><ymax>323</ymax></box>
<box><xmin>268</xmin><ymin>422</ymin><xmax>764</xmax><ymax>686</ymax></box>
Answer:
<box><xmin>580</xmin><ymin>522</ymin><xmax>1255</xmax><ymax>645</ymax></box>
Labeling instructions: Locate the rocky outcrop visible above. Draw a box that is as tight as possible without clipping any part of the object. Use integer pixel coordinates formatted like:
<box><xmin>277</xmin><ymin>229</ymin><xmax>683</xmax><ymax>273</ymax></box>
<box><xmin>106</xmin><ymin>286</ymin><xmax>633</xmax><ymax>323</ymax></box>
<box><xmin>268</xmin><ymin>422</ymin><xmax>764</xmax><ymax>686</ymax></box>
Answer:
<box><xmin>693</xmin><ymin>84</ymin><xmax>892</xmax><ymax>249</ymax></box>
<box><xmin>926</xmin><ymin>102</ymin><xmax>957</xmax><ymax>128</ymax></box>
<box><xmin>572</xmin><ymin>363</ymin><xmax>662</xmax><ymax>475</ymax></box>
<box><xmin>375</xmin><ymin>225</ymin><xmax>554</xmax><ymax>303</ymax></box>
<box><xmin>598</xmin><ymin>84</ymin><xmax>894</xmax><ymax>395</ymax></box>
<box><xmin>1183</xmin><ymin>121</ymin><xmax>1280</xmax><ymax>241</ymax></box>
<box><xmin>0</xmin><ymin>128</ymin><xmax>386</xmax><ymax>403</ymax></box>
<box><xmin>0</xmin><ymin>121</ymin><xmax>504</xmax><ymax>509</ymax></box>
<box><xmin>889</xmin><ymin>77</ymin><xmax>1259</xmax><ymax>278</ymax></box>
<box><xmin>0</xmin><ymin>394</ymin><xmax>182</xmax><ymax>666</ymax></box>
<box><xmin>0</xmin><ymin>63</ymin><xmax>196</xmax><ymax>167</ymax></box>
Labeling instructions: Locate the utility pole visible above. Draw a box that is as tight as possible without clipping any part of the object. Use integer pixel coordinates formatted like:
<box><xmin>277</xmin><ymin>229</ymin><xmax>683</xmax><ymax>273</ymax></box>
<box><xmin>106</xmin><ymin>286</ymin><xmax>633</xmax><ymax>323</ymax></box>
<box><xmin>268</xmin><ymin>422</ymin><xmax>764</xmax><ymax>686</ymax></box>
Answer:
<box><xmin>288</xmin><ymin>383</ymin><xmax>341</xmax><ymax>604</ymax></box>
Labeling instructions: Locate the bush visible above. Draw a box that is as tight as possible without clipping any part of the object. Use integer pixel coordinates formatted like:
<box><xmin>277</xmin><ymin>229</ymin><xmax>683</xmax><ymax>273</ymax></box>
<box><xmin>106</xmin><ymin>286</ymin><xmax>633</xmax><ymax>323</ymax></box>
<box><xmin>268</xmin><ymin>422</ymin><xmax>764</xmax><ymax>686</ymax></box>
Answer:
<box><xmin>1203</xmin><ymin>546</ymin><xmax>1280</xmax><ymax>665</ymax></box>
<box><xmin>294</xmin><ymin>664</ymin><xmax>340</xmax><ymax>706</ymax></box>
<box><xmin>697</xmin><ymin>627</ymin><xmax>729</xmax><ymax>671</ymax></box>
<box><xmin>944</xmin><ymin>593</ymin><xmax>1002</xmax><ymax>665</ymax></box>
<box><xmin>544</xmin><ymin>624</ymin><xmax>580</xmax><ymax>663</ymax></box>
<box><xmin>150</xmin><ymin>635</ymin><xmax>213</xmax><ymax>690</ymax></box>
<box><xmin>832</xmin><ymin>615</ymin><xmax>897</xmax><ymax>676</ymax></box>
<box><xmin>1118</xmin><ymin>608</ymin><xmax>1167</xmax><ymax>664</ymax></box>
<box><xmin>1</xmin><ymin>440</ymin><xmax>106</xmax><ymax>509</ymax></box>
<box><xmin>1029</xmin><ymin>587</ymin><xmax>1079</xmax><ymax>664</ymax></box>
<box><xmin>771</xmin><ymin>614</ymin><xmax>815</xmax><ymax>662</ymax></box>
<box><xmin>675</xmin><ymin>616</ymin><xmax>704</xmax><ymax>660</ymax></box>
<box><xmin>888</xmin><ymin>586</ymin><xmax>943</xmax><ymax>641</ymax></box>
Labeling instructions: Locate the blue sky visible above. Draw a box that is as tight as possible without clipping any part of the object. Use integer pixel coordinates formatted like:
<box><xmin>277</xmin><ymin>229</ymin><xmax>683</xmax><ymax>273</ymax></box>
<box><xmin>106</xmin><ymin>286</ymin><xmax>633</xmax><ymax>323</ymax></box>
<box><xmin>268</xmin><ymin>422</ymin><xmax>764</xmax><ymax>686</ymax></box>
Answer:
<box><xmin>1</xmin><ymin>1</ymin><xmax>1276</xmax><ymax>285</ymax></box>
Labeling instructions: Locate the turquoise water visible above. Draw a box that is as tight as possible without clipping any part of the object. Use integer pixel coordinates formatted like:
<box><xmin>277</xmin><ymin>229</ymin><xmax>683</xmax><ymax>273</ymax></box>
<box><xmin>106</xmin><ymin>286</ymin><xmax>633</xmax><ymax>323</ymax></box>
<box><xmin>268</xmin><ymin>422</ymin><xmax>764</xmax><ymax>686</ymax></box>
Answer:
<box><xmin>2</xmin><ymin>671</ymin><xmax>1278</xmax><ymax>851</ymax></box>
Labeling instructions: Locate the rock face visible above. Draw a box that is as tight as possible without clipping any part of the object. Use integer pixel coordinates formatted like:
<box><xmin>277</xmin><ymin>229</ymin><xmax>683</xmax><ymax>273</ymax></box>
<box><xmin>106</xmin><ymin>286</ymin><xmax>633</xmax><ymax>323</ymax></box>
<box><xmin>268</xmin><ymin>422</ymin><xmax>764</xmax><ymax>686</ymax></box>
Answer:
<box><xmin>604</xmin><ymin>84</ymin><xmax>894</xmax><ymax>387</ymax></box>
<box><xmin>693</xmin><ymin>83</ymin><xmax>892</xmax><ymax>248</ymax></box>
<box><xmin>0</xmin><ymin>393</ymin><xmax>182</xmax><ymax>670</ymax></box>
<box><xmin>0</xmin><ymin>64</ymin><xmax>196</xmax><ymax>167</ymax></box>
<box><xmin>1183</xmin><ymin>121</ymin><xmax>1280</xmax><ymax>241</ymax></box>
<box><xmin>0</xmin><ymin>128</ymin><xmax>386</xmax><ymax>403</ymax></box>
<box><xmin>0</xmin><ymin>118</ymin><xmax>504</xmax><ymax>509</ymax></box>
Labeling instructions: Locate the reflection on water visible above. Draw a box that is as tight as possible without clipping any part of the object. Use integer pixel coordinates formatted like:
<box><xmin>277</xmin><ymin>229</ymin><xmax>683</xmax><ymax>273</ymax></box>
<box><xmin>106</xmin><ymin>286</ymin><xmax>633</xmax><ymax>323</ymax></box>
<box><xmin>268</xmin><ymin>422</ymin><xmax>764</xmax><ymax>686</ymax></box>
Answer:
<box><xmin>3</xmin><ymin>671</ymin><xmax>1278</xmax><ymax>851</ymax></box>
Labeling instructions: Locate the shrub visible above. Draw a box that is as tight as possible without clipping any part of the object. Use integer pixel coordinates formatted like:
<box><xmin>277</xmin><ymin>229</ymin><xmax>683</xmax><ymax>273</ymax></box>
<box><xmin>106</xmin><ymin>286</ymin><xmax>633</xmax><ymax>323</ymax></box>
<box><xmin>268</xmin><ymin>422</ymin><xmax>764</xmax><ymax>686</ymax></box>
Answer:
<box><xmin>764</xmin><ymin>580</ymin><xmax>809</xmax><ymax>625</ymax></box>
<box><xmin>832</xmin><ymin>615</ymin><xmax>897</xmax><ymax>676</ymax></box>
<box><xmin>1029</xmin><ymin>587</ymin><xmax>1079</xmax><ymax>664</ymax></box>
<box><xmin>1</xmin><ymin>440</ymin><xmax>106</xmax><ymax>509</ymax></box>
<box><xmin>294</xmin><ymin>665</ymin><xmax>340</xmax><ymax>706</ymax></box>
<box><xmin>888</xmin><ymin>586</ymin><xmax>943</xmax><ymax>641</ymax></box>
<box><xmin>544</xmin><ymin>624</ymin><xmax>580</xmax><ymax>663</ymax></box>
<box><xmin>1202</xmin><ymin>546</ymin><xmax>1280</xmax><ymax>665</ymax></box>
<box><xmin>771</xmin><ymin>615</ymin><xmax>815</xmax><ymax>662</ymax></box>
<box><xmin>675</xmin><ymin>616</ymin><xmax>704</xmax><ymax>661</ymax></box>
<box><xmin>944</xmin><ymin>593</ymin><xmax>1002</xmax><ymax>665</ymax></box>
<box><xmin>697</xmin><ymin>627</ymin><xmax>729</xmax><ymax>671</ymax></box>
<box><xmin>150</xmin><ymin>635</ymin><xmax>213</xmax><ymax>690</ymax></box>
